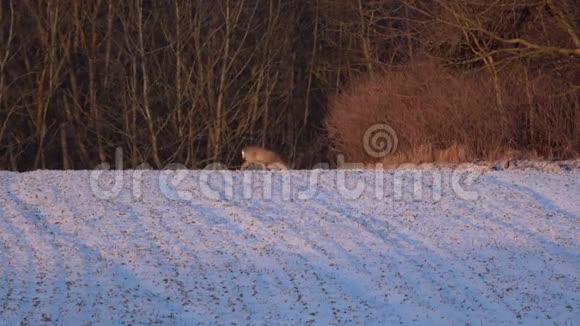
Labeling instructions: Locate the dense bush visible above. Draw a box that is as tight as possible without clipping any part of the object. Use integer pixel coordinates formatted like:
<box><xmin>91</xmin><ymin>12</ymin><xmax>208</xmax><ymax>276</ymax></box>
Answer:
<box><xmin>325</xmin><ymin>58</ymin><xmax>579</xmax><ymax>164</ymax></box>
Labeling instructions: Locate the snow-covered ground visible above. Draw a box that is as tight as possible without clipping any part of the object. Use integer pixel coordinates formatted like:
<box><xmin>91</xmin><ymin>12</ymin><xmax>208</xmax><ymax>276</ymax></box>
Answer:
<box><xmin>0</xmin><ymin>166</ymin><xmax>578</xmax><ymax>325</ymax></box>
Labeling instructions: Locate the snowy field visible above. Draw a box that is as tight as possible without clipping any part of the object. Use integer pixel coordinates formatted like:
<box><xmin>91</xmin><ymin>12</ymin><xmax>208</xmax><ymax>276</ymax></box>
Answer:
<box><xmin>0</xmin><ymin>164</ymin><xmax>578</xmax><ymax>325</ymax></box>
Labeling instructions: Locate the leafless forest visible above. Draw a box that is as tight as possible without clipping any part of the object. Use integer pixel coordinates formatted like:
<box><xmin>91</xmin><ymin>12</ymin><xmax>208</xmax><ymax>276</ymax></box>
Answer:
<box><xmin>0</xmin><ymin>0</ymin><xmax>578</xmax><ymax>171</ymax></box>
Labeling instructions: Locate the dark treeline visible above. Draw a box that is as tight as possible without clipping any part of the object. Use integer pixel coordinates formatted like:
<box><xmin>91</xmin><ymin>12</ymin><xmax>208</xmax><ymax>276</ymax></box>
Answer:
<box><xmin>0</xmin><ymin>0</ymin><xmax>578</xmax><ymax>170</ymax></box>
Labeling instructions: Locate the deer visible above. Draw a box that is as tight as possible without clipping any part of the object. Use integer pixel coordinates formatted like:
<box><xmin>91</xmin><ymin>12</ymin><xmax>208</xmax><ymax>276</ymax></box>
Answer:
<box><xmin>240</xmin><ymin>145</ymin><xmax>289</xmax><ymax>170</ymax></box>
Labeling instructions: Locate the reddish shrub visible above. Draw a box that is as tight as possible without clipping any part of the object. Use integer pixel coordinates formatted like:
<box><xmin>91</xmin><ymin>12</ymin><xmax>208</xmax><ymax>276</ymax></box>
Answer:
<box><xmin>324</xmin><ymin>58</ymin><xmax>579</xmax><ymax>164</ymax></box>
